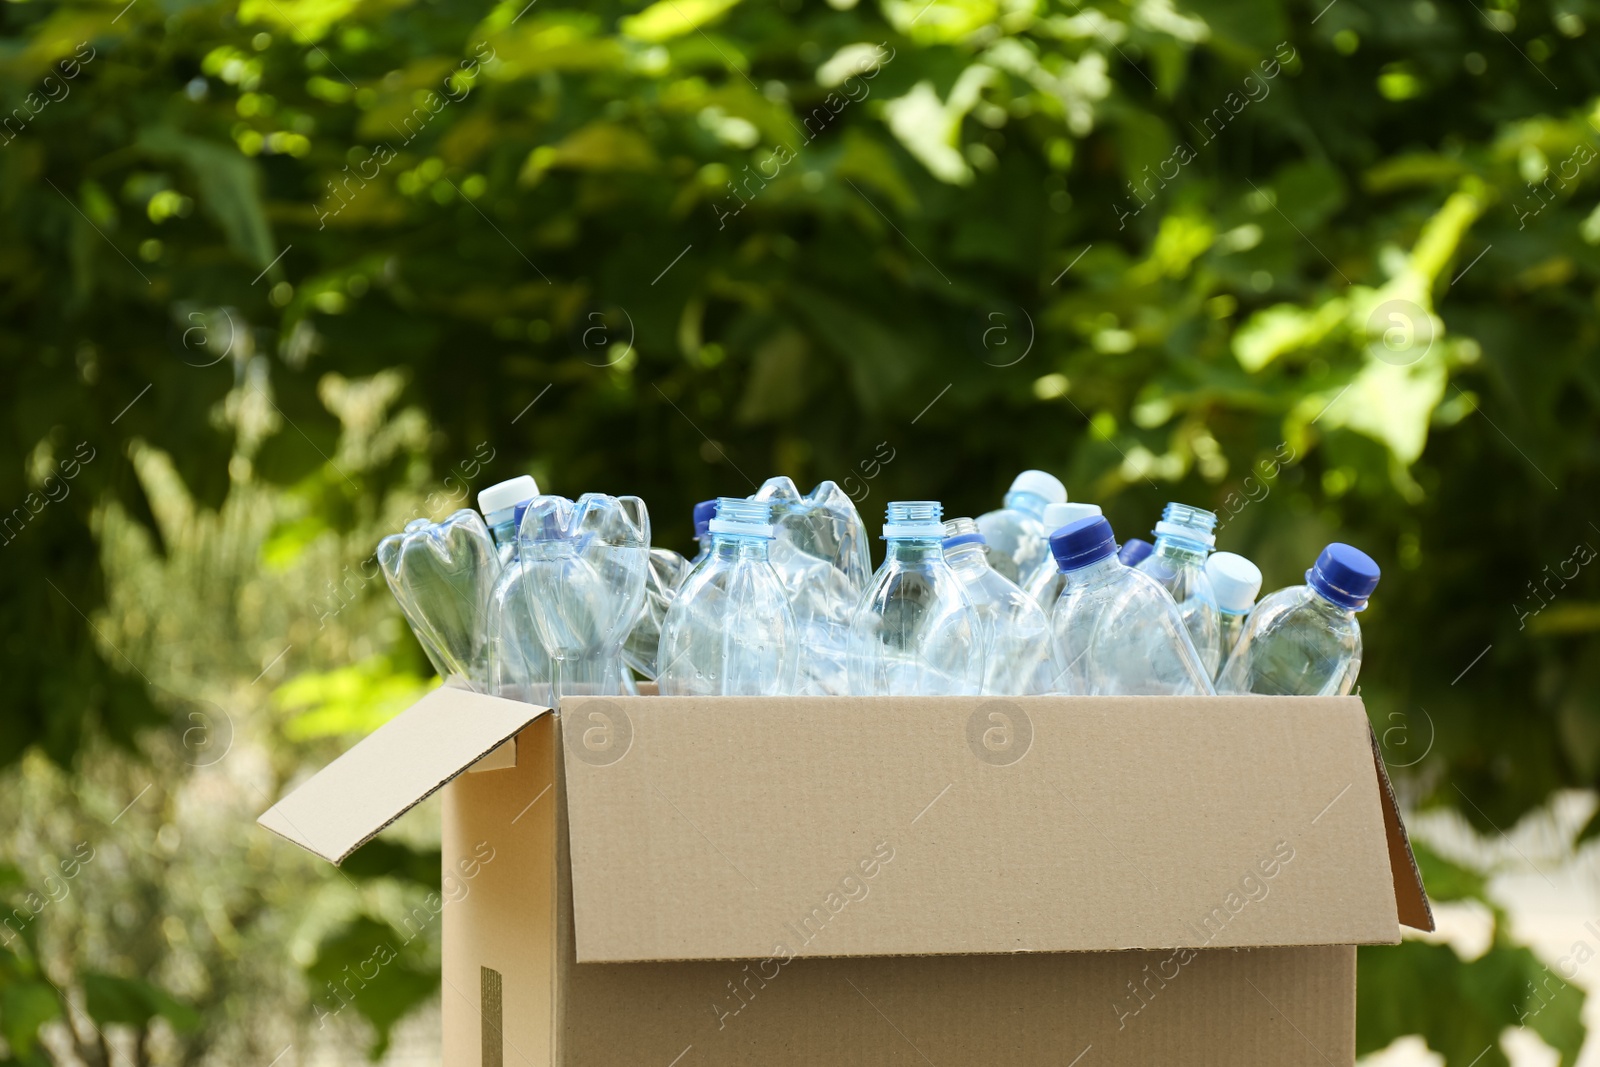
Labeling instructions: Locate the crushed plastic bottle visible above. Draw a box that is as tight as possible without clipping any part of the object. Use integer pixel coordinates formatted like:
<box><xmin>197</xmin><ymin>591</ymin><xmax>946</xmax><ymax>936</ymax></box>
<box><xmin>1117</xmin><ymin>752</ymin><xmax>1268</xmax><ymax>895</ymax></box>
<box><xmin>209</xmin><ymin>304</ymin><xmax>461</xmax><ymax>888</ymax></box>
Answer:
<box><xmin>1205</xmin><ymin>551</ymin><xmax>1263</xmax><ymax>681</ymax></box>
<box><xmin>377</xmin><ymin>510</ymin><xmax>499</xmax><ymax>688</ymax></box>
<box><xmin>485</xmin><ymin>502</ymin><xmax>554</xmax><ymax>704</ymax></box>
<box><xmin>516</xmin><ymin>493</ymin><xmax>650</xmax><ymax>701</ymax></box>
<box><xmin>478</xmin><ymin>475</ymin><xmax>540</xmax><ymax>568</ymax></box>
<box><xmin>623</xmin><ymin>547</ymin><xmax>692</xmax><ymax>681</ymax></box>
<box><xmin>1118</xmin><ymin>538</ymin><xmax>1153</xmax><ymax>568</ymax></box>
<box><xmin>1135</xmin><ymin>503</ymin><xmax>1223</xmax><ymax>676</ymax></box>
<box><xmin>1216</xmin><ymin>544</ymin><xmax>1379</xmax><ymax>697</ymax></box>
<box><xmin>943</xmin><ymin>518</ymin><xmax>1050</xmax><ymax>695</ymax></box>
<box><xmin>1024</xmin><ymin>502</ymin><xmax>1101</xmax><ymax>608</ymax></box>
<box><xmin>848</xmin><ymin>502</ymin><xmax>981</xmax><ymax>696</ymax></box>
<box><xmin>753</xmin><ymin>476</ymin><xmax>871</xmax><ymax>695</ymax></box>
<box><xmin>976</xmin><ymin>470</ymin><xmax>1066</xmax><ymax>584</ymax></box>
<box><xmin>1046</xmin><ymin>516</ymin><xmax>1216</xmax><ymax>696</ymax></box>
<box><xmin>658</xmin><ymin>498</ymin><xmax>799</xmax><ymax>695</ymax></box>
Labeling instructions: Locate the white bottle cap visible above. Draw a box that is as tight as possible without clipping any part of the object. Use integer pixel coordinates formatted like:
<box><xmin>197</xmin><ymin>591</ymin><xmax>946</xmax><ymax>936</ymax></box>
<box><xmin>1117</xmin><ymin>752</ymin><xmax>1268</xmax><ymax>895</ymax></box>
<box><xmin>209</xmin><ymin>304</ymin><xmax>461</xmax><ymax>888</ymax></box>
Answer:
<box><xmin>1042</xmin><ymin>502</ymin><xmax>1100</xmax><ymax>530</ymax></box>
<box><xmin>477</xmin><ymin>475</ymin><xmax>540</xmax><ymax>519</ymax></box>
<box><xmin>1206</xmin><ymin>551</ymin><xmax>1262</xmax><ymax>613</ymax></box>
<box><xmin>1008</xmin><ymin>470</ymin><xmax>1066</xmax><ymax>504</ymax></box>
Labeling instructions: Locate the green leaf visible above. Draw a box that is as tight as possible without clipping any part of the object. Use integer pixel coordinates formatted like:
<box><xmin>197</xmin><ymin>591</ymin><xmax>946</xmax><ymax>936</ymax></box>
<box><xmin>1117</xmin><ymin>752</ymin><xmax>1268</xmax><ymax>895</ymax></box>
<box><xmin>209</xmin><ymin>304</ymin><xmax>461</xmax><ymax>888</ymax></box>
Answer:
<box><xmin>307</xmin><ymin>918</ymin><xmax>439</xmax><ymax>1060</ymax></box>
<box><xmin>137</xmin><ymin>127</ymin><xmax>277</xmax><ymax>271</ymax></box>
<box><xmin>0</xmin><ymin>982</ymin><xmax>60</xmax><ymax>1056</ymax></box>
<box><xmin>83</xmin><ymin>973</ymin><xmax>202</xmax><ymax>1033</ymax></box>
<box><xmin>620</xmin><ymin>0</ymin><xmax>744</xmax><ymax>42</ymax></box>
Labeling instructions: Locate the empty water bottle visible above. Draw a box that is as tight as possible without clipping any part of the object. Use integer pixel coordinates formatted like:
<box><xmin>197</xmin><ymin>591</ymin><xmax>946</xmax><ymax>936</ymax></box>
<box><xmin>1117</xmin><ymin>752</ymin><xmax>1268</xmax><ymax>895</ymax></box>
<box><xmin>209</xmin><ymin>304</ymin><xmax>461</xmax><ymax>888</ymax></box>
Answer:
<box><xmin>690</xmin><ymin>498</ymin><xmax>717</xmax><ymax>563</ymax></box>
<box><xmin>516</xmin><ymin>493</ymin><xmax>650</xmax><ymax>700</ymax></box>
<box><xmin>1047</xmin><ymin>516</ymin><xmax>1215</xmax><ymax>696</ymax></box>
<box><xmin>622</xmin><ymin>547</ymin><xmax>691</xmax><ymax>681</ymax></box>
<box><xmin>1216</xmin><ymin>544</ymin><xmax>1379</xmax><ymax>697</ymax></box>
<box><xmin>754</xmin><ymin>476</ymin><xmax>871</xmax><ymax>695</ymax></box>
<box><xmin>1118</xmin><ymin>538</ymin><xmax>1153</xmax><ymax>568</ymax></box>
<box><xmin>1024</xmin><ymin>502</ymin><xmax>1101</xmax><ymax>608</ymax></box>
<box><xmin>478</xmin><ymin>475</ymin><xmax>540</xmax><ymax>567</ymax></box>
<box><xmin>848</xmin><ymin>502</ymin><xmax>982</xmax><ymax>696</ymax></box>
<box><xmin>1205</xmin><ymin>551</ymin><xmax>1262</xmax><ymax>680</ymax></box>
<box><xmin>377</xmin><ymin>510</ymin><xmax>499</xmax><ymax>688</ymax></box>
<box><xmin>1136</xmin><ymin>503</ymin><xmax>1223</xmax><ymax>676</ymax></box>
<box><xmin>658</xmin><ymin>498</ymin><xmax>799</xmax><ymax>695</ymax></box>
<box><xmin>943</xmin><ymin>518</ymin><xmax>1050</xmax><ymax>694</ymax></box>
<box><xmin>485</xmin><ymin>502</ymin><xmax>554</xmax><ymax>704</ymax></box>
<box><xmin>976</xmin><ymin>470</ymin><xmax>1067</xmax><ymax>584</ymax></box>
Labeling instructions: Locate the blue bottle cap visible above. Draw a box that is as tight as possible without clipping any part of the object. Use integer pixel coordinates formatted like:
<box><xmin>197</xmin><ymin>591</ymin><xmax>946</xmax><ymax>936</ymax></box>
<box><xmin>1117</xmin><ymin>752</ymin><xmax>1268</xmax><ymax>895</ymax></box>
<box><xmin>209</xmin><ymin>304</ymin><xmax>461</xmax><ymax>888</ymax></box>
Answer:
<box><xmin>513</xmin><ymin>502</ymin><xmax>529</xmax><ymax>527</ymax></box>
<box><xmin>1117</xmin><ymin>537</ymin><xmax>1153</xmax><ymax>568</ymax></box>
<box><xmin>1306</xmin><ymin>543</ymin><xmax>1380</xmax><ymax>611</ymax></box>
<box><xmin>1051</xmin><ymin>516</ymin><xmax>1119</xmax><ymax>572</ymax></box>
<box><xmin>692</xmin><ymin>499</ymin><xmax>718</xmax><ymax>538</ymax></box>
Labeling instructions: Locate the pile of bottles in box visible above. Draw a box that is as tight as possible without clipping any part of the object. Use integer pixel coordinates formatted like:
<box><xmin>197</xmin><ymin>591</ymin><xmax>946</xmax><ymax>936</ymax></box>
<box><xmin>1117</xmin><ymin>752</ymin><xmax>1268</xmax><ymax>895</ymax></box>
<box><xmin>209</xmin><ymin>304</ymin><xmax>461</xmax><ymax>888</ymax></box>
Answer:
<box><xmin>376</xmin><ymin>470</ymin><xmax>1380</xmax><ymax>703</ymax></box>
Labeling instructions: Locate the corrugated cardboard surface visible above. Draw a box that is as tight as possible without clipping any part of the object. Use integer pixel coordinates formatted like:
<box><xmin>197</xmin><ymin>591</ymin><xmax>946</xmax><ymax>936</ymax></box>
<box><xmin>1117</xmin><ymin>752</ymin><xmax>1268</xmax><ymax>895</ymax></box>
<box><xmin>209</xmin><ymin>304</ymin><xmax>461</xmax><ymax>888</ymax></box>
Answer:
<box><xmin>443</xmin><ymin>715</ymin><xmax>558</xmax><ymax>1067</ymax></box>
<box><xmin>556</xmin><ymin>946</ymin><xmax>1356</xmax><ymax>1066</ymax></box>
<box><xmin>561</xmin><ymin>695</ymin><xmax>1406</xmax><ymax>962</ymax></box>
<box><xmin>551</xmin><ymin>723</ymin><xmax>1359</xmax><ymax>1066</ymax></box>
<box><xmin>257</xmin><ymin>686</ymin><xmax>546</xmax><ymax>864</ymax></box>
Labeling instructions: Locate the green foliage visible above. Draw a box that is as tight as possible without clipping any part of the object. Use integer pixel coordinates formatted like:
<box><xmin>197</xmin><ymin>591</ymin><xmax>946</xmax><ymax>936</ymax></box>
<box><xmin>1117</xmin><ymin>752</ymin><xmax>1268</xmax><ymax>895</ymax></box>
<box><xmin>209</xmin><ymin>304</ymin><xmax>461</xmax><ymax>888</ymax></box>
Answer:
<box><xmin>305</xmin><ymin>917</ymin><xmax>439</xmax><ymax>1059</ymax></box>
<box><xmin>1359</xmin><ymin>843</ymin><xmax>1585</xmax><ymax>1065</ymax></box>
<box><xmin>5</xmin><ymin>0</ymin><xmax>1600</xmax><ymax>1059</ymax></box>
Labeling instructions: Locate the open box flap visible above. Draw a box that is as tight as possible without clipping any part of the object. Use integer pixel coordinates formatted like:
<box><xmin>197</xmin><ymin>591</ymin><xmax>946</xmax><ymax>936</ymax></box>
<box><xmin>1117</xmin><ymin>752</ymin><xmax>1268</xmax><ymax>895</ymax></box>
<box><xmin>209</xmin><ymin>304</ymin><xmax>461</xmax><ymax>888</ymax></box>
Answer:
<box><xmin>560</xmin><ymin>695</ymin><xmax>1431</xmax><ymax>964</ymax></box>
<box><xmin>1368</xmin><ymin>724</ymin><xmax>1436</xmax><ymax>932</ymax></box>
<box><xmin>258</xmin><ymin>686</ymin><xmax>548</xmax><ymax>864</ymax></box>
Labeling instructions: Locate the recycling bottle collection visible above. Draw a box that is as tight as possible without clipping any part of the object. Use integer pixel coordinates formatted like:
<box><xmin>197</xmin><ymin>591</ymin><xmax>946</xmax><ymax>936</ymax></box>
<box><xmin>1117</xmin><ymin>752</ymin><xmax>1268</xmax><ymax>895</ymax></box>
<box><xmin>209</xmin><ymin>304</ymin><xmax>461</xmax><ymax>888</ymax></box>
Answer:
<box><xmin>375</xmin><ymin>469</ymin><xmax>1380</xmax><ymax>703</ymax></box>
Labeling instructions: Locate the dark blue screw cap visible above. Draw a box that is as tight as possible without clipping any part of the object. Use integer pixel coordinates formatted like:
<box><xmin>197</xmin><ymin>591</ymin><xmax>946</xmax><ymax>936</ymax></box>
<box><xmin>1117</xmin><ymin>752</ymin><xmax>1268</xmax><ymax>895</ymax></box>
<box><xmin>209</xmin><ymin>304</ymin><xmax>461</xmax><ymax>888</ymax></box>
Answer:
<box><xmin>1051</xmin><ymin>516</ymin><xmax>1119</xmax><ymax>572</ymax></box>
<box><xmin>1307</xmin><ymin>543</ymin><xmax>1380</xmax><ymax>611</ymax></box>
<box><xmin>1117</xmin><ymin>537</ymin><xmax>1153</xmax><ymax>568</ymax></box>
<box><xmin>693</xmin><ymin>499</ymin><xmax>718</xmax><ymax>538</ymax></box>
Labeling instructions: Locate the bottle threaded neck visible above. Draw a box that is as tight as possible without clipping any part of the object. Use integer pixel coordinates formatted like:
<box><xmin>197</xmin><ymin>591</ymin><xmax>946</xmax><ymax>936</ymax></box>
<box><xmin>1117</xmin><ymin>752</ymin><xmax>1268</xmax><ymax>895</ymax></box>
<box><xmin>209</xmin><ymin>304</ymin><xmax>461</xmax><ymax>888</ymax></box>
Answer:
<box><xmin>710</xmin><ymin>497</ymin><xmax>773</xmax><ymax>539</ymax></box>
<box><xmin>884</xmin><ymin>500</ymin><xmax>945</xmax><ymax>539</ymax></box>
<box><xmin>1153</xmin><ymin>502</ymin><xmax>1218</xmax><ymax>549</ymax></box>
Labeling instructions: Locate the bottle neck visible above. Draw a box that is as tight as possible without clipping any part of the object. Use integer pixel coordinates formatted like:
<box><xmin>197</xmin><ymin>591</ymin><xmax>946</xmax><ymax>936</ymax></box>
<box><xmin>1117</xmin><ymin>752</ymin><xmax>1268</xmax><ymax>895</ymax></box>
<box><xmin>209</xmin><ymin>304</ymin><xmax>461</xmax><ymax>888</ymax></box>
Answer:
<box><xmin>711</xmin><ymin>535</ymin><xmax>772</xmax><ymax>561</ymax></box>
<box><xmin>491</xmin><ymin>520</ymin><xmax>518</xmax><ymax>551</ymax></box>
<box><xmin>943</xmin><ymin>542</ymin><xmax>988</xmax><ymax>573</ymax></box>
<box><xmin>1004</xmin><ymin>490</ymin><xmax>1049</xmax><ymax>518</ymax></box>
<box><xmin>1152</xmin><ymin>534</ymin><xmax>1210</xmax><ymax>566</ymax></box>
<box><xmin>1063</xmin><ymin>554</ymin><xmax>1124</xmax><ymax>588</ymax></box>
<box><xmin>1307</xmin><ymin>583</ymin><xmax>1357</xmax><ymax>618</ymax></box>
<box><xmin>887</xmin><ymin>538</ymin><xmax>945</xmax><ymax>564</ymax></box>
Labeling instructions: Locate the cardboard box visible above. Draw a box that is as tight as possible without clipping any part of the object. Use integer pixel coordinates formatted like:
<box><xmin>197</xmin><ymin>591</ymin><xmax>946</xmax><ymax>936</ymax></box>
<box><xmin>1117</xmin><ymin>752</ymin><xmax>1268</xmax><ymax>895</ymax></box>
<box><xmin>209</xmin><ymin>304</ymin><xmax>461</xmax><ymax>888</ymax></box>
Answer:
<box><xmin>259</xmin><ymin>690</ymin><xmax>1432</xmax><ymax>1066</ymax></box>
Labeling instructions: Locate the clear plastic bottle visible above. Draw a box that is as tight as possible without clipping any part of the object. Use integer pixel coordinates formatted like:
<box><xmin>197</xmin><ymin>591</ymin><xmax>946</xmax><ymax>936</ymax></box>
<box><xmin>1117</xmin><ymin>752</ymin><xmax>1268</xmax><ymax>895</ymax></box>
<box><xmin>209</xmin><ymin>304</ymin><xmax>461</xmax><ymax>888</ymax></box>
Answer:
<box><xmin>1205</xmin><ymin>551</ymin><xmax>1263</xmax><ymax>681</ymax></box>
<box><xmin>753</xmin><ymin>476</ymin><xmax>871</xmax><ymax>696</ymax></box>
<box><xmin>1024</xmin><ymin>502</ymin><xmax>1101</xmax><ymax>608</ymax></box>
<box><xmin>1117</xmin><ymin>537</ymin><xmax>1153</xmax><ymax>568</ymax></box>
<box><xmin>976</xmin><ymin>470</ymin><xmax>1067</xmax><ymax>584</ymax></box>
<box><xmin>658</xmin><ymin>498</ymin><xmax>799</xmax><ymax>695</ymax></box>
<box><xmin>516</xmin><ymin>493</ymin><xmax>650</xmax><ymax>701</ymax></box>
<box><xmin>1046</xmin><ymin>516</ymin><xmax>1216</xmax><ymax>696</ymax></box>
<box><xmin>478</xmin><ymin>475</ymin><xmax>540</xmax><ymax>568</ymax></box>
<box><xmin>943</xmin><ymin>518</ymin><xmax>1050</xmax><ymax>695</ymax></box>
<box><xmin>848</xmin><ymin>501</ymin><xmax>982</xmax><ymax>696</ymax></box>
<box><xmin>484</xmin><ymin>502</ymin><xmax>554</xmax><ymax>704</ymax></box>
<box><xmin>377</xmin><ymin>510</ymin><xmax>500</xmax><ymax>688</ymax></box>
<box><xmin>1216</xmin><ymin>544</ymin><xmax>1379</xmax><ymax>697</ymax></box>
<box><xmin>622</xmin><ymin>547</ymin><xmax>691</xmax><ymax>681</ymax></box>
<box><xmin>1135</xmin><ymin>503</ymin><xmax>1223</xmax><ymax>676</ymax></box>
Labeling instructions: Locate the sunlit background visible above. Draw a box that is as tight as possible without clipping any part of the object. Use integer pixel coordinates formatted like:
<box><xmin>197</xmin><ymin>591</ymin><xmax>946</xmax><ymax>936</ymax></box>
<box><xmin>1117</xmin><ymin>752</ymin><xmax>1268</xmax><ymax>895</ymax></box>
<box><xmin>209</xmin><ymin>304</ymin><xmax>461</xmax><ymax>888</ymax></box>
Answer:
<box><xmin>3</xmin><ymin>0</ymin><xmax>1599</xmax><ymax>1062</ymax></box>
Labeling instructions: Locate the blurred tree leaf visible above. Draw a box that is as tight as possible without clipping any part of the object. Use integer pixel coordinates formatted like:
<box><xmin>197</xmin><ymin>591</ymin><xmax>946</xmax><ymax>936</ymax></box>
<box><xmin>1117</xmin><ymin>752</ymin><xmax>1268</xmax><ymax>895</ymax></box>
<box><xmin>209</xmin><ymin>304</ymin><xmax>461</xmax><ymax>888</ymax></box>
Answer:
<box><xmin>83</xmin><ymin>972</ymin><xmax>203</xmax><ymax>1033</ymax></box>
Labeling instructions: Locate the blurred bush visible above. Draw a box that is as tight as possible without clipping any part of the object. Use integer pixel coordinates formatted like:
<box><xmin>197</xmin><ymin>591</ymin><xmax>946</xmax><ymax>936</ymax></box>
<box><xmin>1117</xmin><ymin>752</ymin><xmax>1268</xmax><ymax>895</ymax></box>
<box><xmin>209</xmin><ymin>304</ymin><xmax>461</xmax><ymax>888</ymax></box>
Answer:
<box><xmin>3</xmin><ymin>0</ymin><xmax>1599</xmax><ymax>1061</ymax></box>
